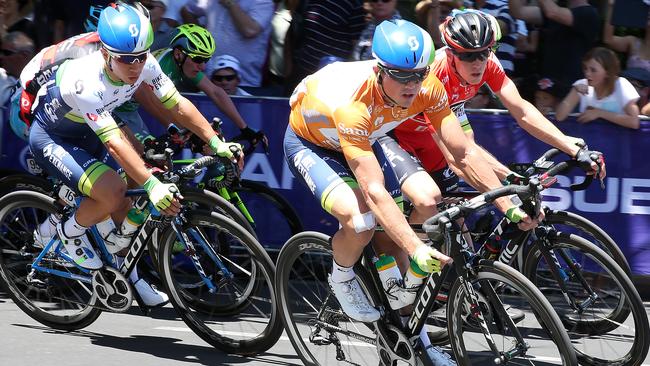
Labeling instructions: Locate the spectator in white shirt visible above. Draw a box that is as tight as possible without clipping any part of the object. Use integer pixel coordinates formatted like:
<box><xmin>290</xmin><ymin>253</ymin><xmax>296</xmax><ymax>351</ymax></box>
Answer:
<box><xmin>556</xmin><ymin>47</ymin><xmax>640</xmax><ymax>129</ymax></box>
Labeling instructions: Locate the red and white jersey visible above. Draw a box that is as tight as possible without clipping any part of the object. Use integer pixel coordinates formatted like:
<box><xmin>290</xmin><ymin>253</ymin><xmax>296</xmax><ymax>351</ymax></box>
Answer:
<box><xmin>393</xmin><ymin>48</ymin><xmax>509</xmax><ymax>172</ymax></box>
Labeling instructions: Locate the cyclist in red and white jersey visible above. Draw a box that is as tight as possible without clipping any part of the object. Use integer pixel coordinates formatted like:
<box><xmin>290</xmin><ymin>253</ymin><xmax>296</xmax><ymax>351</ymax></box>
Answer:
<box><xmin>392</xmin><ymin>10</ymin><xmax>605</xmax><ymax>206</ymax></box>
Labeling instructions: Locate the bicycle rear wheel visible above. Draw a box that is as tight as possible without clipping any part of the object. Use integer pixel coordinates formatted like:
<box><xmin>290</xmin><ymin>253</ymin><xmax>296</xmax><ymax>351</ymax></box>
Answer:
<box><xmin>158</xmin><ymin>211</ymin><xmax>282</xmax><ymax>355</ymax></box>
<box><xmin>0</xmin><ymin>191</ymin><xmax>101</xmax><ymax>330</ymax></box>
<box><xmin>448</xmin><ymin>260</ymin><xmax>577</xmax><ymax>365</ymax></box>
<box><xmin>524</xmin><ymin>232</ymin><xmax>649</xmax><ymax>366</ymax></box>
<box><xmin>275</xmin><ymin>232</ymin><xmax>380</xmax><ymax>365</ymax></box>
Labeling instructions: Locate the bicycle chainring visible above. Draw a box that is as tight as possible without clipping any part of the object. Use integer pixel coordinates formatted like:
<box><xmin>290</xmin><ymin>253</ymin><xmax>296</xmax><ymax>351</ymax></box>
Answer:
<box><xmin>376</xmin><ymin>323</ymin><xmax>417</xmax><ymax>366</ymax></box>
<box><xmin>90</xmin><ymin>266</ymin><xmax>132</xmax><ymax>312</ymax></box>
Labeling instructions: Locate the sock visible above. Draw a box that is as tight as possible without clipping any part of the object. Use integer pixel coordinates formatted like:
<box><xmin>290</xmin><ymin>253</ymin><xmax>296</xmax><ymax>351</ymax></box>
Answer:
<box><xmin>62</xmin><ymin>214</ymin><xmax>87</xmax><ymax>238</ymax></box>
<box><xmin>331</xmin><ymin>259</ymin><xmax>355</xmax><ymax>283</ymax></box>
<box><xmin>39</xmin><ymin>213</ymin><xmax>61</xmax><ymax>237</ymax></box>
<box><xmin>419</xmin><ymin>325</ymin><xmax>432</xmax><ymax>349</ymax></box>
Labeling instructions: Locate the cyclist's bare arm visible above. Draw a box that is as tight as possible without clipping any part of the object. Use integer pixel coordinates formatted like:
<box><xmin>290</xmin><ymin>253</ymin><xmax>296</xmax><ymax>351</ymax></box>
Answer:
<box><xmin>497</xmin><ymin>79</ymin><xmax>581</xmax><ymax>157</ymax></box>
<box><xmin>463</xmin><ymin>129</ymin><xmax>511</xmax><ymax>180</ymax></box>
<box><xmin>349</xmin><ymin>155</ymin><xmax>422</xmax><ymax>256</ymax></box>
<box><xmin>197</xmin><ymin>71</ymin><xmax>249</xmax><ymax>130</ymax></box>
<box><xmin>168</xmin><ymin>96</ymin><xmax>219</xmax><ymax>142</ymax></box>
<box><xmin>434</xmin><ymin>110</ymin><xmax>517</xmax><ymax>215</ymax></box>
<box><xmin>134</xmin><ymin>83</ymin><xmax>175</xmax><ymax>128</ymax></box>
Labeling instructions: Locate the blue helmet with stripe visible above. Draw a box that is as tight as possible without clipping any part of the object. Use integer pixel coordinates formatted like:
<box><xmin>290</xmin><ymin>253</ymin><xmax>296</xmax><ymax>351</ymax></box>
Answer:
<box><xmin>97</xmin><ymin>3</ymin><xmax>153</xmax><ymax>54</ymax></box>
<box><xmin>372</xmin><ymin>19</ymin><xmax>434</xmax><ymax>70</ymax></box>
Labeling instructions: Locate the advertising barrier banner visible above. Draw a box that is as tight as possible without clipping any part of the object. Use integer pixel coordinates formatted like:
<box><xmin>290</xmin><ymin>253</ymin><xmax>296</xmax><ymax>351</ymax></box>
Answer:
<box><xmin>2</xmin><ymin>94</ymin><xmax>648</xmax><ymax>273</ymax></box>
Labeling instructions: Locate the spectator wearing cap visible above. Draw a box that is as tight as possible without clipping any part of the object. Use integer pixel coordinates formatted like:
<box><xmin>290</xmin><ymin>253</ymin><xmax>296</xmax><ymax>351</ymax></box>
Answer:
<box><xmin>534</xmin><ymin>77</ymin><xmax>569</xmax><ymax>116</ymax></box>
<box><xmin>622</xmin><ymin>67</ymin><xmax>650</xmax><ymax>116</ymax></box>
<box><xmin>210</xmin><ymin>55</ymin><xmax>251</xmax><ymax>96</ymax></box>
<box><xmin>556</xmin><ymin>47</ymin><xmax>640</xmax><ymax>129</ymax></box>
<box><xmin>352</xmin><ymin>0</ymin><xmax>401</xmax><ymax>61</ymax></box>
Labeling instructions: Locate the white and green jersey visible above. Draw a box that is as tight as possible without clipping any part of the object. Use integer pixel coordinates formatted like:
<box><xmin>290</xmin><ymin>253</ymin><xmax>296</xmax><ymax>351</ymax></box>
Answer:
<box><xmin>32</xmin><ymin>51</ymin><xmax>181</xmax><ymax>142</ymax></box>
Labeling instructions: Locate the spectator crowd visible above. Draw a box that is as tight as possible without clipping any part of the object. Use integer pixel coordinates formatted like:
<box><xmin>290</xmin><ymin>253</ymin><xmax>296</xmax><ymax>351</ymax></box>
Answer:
<box><xmin>0</xmin><ymin>0</ymin><xmax>648</xmax><ymax>129</ymax></box>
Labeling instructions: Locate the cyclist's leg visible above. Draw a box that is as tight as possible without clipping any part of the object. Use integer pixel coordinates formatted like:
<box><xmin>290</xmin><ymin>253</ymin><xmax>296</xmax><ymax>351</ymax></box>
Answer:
<box><xmin>29</xmin><ymin>125</ymin><xmax>127</xmax><ymax>268</ymax></box>
<box><xmin>372</xmin><ymin>134</ymin><xmax>441</xmax><ymax>268</ymax></box>
<box><xmin>284</xmin><ymin>127</ymin><xmax>379</xmax><ymax>321</ymax></box>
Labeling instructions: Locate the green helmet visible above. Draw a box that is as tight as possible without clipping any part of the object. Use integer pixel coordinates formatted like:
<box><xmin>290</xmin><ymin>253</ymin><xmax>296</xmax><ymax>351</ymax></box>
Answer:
<box><xmin>171</xmin><ymin>24</ymin><xmax>216</xmax><ymax>58</ymax></box>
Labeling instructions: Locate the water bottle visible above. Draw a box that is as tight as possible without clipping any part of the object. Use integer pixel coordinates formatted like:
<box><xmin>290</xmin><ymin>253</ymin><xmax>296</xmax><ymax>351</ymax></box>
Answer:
<box><xmin>120</xmin><ymin>207</ymin><xmax>148</xmax><ymax>237</ymax></box>
<box><xmin>401</xmin><ymin>259</ymin><xmax>427</xmax><ymax>305</ymax></box>
<box><xmin>375</xmin><ymin>254</ymin><xmax>408</xmax><ymax>310</ymax></box>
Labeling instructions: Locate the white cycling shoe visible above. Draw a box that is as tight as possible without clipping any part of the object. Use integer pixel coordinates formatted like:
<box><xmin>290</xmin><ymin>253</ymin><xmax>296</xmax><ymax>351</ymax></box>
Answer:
<box><xmin>56</xmin><ymin>224</ymin><xmax>103</xmax><ymax>270</ymax></box>
<box><xmin>425</xmin><ymin>345</ymin><xmax>456</xmax><ymax>365</ymax></box>
<box><xmin>133</xmin><ymin>279</ymin><xmax>169</xmax><ymax>307</ymax></box>
<box><xmin>328</xmin><ymin>275</ymin><xmax>380</xmax><ymax>323</ymax></box>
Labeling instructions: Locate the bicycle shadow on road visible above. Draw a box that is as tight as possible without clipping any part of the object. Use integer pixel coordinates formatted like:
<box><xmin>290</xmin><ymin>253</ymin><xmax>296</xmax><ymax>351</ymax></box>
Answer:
<box><xmin>11</xmin><ymin>323</ymin><xmax>302</xmax><ymax>365</ymax></box>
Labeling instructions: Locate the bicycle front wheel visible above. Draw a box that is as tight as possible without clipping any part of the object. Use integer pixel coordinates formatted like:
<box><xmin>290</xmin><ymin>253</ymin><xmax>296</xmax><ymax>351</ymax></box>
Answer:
<box><xmin>447</xmin><ymin>260</ymin><xmax>577</xmax><ymax>365</ymax></box>
<box><xmin>275</xmin><ymin>232</ymin><xmax>382</xmax><ymax>366</ymax></box>
<box><xmin>158</xmin><ymin>211</ymin><xmax>282</xmax><ymax>355</ymax></box>
<box><xmin>524</xmin><ymin>232</ymin><xmax>649</xmax><ymax>366</ymax></box>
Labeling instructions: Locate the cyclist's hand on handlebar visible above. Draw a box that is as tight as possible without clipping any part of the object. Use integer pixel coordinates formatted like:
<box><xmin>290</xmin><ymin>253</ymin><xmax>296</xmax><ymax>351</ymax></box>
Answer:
<box><xmin>575</xmin><ymin>148</ymin><xmax>606</xmax><ymax>181</ymax></box>
<box><xmin>411</xmin><ymin>244</ymin><xmax>452</xmax><ymax>273</ymax></box>
<box><xmin>506</xmin><ymin>206</ymin><xmax>545</xmax><ymax>231</ymax></box>
<box><xmin>208</xmin><ymin>135</ymin><xmax>242</xmax><ymax>160</ymax></box>
<box><xmin>235</xmin><ymin>127</ymin><xmax>268</xmax><ymax>151</ymax></box>
<box><xmin>143</xmin><ymin>176</ymin><xmax>183</xmax><ymax>216</ymax></box>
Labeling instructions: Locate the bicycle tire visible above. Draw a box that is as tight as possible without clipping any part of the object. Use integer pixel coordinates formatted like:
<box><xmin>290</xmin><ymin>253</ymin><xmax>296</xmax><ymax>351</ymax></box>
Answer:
<box><xmin>276</xmin><ymin>231</ymin><xmax>389</xmax><ymax>366</ymax></box>
<box><xmin>523</xmin><ymin>232</ymin><xmax>649</xmax><ymax>366</ymax></box>
<box><xmin>447</xmin><ymin>260</ymin><xmax>577</xmax><ymax>365</ymax></box>
<box><xmin>544</xmin><ymin>209</ymin><xmax>631</xmax><ymax>275</ymax></box>
<box><xmin>0</xmin><ymin>173</ymin><xmax>53</xmax><ymax>197</ymax></box>
<box><xmin>0</xmin><ymin>191</ymin><xmax>102</xmax><ymax>330</ymax></box>
<box><xmin>158</xmin><ymin>211</ymin><xmax>282</xmax><ymax>355</ymax></box>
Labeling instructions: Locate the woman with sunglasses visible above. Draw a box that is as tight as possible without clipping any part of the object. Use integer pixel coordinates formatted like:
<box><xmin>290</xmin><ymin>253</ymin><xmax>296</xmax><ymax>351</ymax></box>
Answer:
<box><xmin>392</xmin><ymin>10</ymin><xmax>604</xmax><ymax>201</ymax></box>
<box><xmin>283</xmin><ymin>18</ymin><xmax>539</xmax><ymax>362</ymax></box>
<box><xmin>26</xmin><ymin>4</ymin><xmax>241</xmax><ymax>305</ymax></box>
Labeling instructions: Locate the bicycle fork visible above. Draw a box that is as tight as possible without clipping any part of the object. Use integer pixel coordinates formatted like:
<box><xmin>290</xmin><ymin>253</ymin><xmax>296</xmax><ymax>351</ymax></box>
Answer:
<box><xmin>169</xmin><ymin>217</ymin><xmax>233</xmax><ymax>293</ymax></box>
<box><xmin>536</xmin><ymin>229</ymin><xmax>599</xmax><ymax>313</ymax></box>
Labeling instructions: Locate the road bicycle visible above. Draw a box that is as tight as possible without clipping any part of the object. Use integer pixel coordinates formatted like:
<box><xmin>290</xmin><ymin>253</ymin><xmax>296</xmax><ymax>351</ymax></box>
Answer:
<box><xmin>425</xmin><ymin>149</ymin><xmax>649</xmax><ymax>366</ymax></box>
<box><xmin>275</xmin><ymin>179</ymin><xmax>579</xmax><ymax>365</ymax></box>
<box><xmin>0</xmin><ymin>155</ymin><xmax>283</xmax><ymax>355</ymax></box>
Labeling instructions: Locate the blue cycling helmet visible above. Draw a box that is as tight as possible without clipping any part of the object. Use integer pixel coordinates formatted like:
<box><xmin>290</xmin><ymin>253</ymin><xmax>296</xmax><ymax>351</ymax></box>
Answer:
<box><xmin>97</xmin><ymin>3</ymin><xmax>153</xmax><ymax>54</ymax></box>
<box><xmin>372</xmin><ymin>19</ymin><xmax>434</xmax><ymax>70</ymax></box>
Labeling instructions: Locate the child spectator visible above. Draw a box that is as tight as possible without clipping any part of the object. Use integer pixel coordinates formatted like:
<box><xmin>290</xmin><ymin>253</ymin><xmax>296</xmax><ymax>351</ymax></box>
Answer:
<box><xmin>556</xmin><ymin>47</ymin><xmax>640</xmax><ymax>129</ymax></box>
<box><xmin>534</xmin><ymin>77</ymin><xmax>569</xmax><ymax>116</ymax></box>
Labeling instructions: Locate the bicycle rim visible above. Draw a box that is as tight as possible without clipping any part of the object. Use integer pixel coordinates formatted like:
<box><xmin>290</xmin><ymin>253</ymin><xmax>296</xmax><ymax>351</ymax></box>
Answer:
<box><xmin>275</xmin><ymin>232</ymin><xmax>380</xmax><ymax>366</ymax></box>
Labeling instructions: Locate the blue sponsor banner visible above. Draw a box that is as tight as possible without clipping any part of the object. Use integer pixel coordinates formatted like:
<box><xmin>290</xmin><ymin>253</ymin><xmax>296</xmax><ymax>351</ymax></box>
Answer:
<box><xmin>2</xmin><ymin>94</ymin><xmax>649</xmax><ymax>273</ymax></box>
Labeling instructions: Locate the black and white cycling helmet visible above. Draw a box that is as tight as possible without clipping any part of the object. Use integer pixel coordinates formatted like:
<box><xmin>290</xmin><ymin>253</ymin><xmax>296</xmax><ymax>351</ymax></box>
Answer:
<box><xmin>441</xmin><ymin>10</ymin><xmax>497</xmax><ymax>52</ymax></box>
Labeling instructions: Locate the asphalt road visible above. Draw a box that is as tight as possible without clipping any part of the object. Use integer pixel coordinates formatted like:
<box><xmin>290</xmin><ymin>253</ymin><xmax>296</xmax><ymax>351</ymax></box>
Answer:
<box><xmin>1</xmin><ymin>290</ymin><xmax>649</xmax><ymax>366</ymax></box>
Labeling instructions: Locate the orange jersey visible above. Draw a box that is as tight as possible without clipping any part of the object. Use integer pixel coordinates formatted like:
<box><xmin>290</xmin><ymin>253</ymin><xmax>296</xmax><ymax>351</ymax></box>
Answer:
<box><xmin>288</xmin><ymin>60</ymin><xmax>453</xmax><ymax>160</ymax></box>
